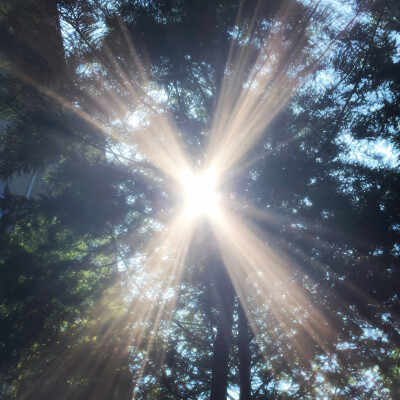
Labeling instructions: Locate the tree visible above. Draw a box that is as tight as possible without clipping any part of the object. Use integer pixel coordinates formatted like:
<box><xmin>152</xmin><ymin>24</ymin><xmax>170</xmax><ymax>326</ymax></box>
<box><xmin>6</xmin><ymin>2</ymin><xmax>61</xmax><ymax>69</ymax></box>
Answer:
<box><xmin>0</xmin><ymin>1</ymin><xmax>149</xmax><ymax>398</ymax></box>
<box><xmin>1</xmin><ymin>0</ymin><xmax>400</xmax><ymax>399</ymax></box>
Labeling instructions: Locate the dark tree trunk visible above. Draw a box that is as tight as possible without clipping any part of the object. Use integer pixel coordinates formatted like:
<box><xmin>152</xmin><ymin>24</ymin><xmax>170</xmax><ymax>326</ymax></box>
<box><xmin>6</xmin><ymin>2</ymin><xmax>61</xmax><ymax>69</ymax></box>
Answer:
<box><xmin>238</xmin><ymin>304</ymin><xmax>251</xmax><ymax>400</ymax></box>
<box><xmin>210</xmin><ymin>264</ymin><xmax>235</xmax><ymax>400</ymax></box>
<box><xmin>2</xmin><ymin>0</ymin><xmax>66</xmax><ymax>84</ymax></box>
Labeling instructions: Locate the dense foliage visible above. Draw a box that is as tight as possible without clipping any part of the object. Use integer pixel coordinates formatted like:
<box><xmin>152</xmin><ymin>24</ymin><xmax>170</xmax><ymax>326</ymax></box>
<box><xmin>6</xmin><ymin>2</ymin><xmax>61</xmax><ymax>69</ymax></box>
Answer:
<box><xmin>1</xmin><ymin>0</ymin><xmax>399</xmax><ymax>399</ymax></box>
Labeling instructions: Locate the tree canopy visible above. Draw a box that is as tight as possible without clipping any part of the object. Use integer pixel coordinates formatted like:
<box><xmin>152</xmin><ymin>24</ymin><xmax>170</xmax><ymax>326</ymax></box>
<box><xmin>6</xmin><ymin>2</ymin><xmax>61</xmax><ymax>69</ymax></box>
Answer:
<box><xmin>1</xmin><ymin>0</ymin><xmax>399</xmax><ymax>399</ymax></box>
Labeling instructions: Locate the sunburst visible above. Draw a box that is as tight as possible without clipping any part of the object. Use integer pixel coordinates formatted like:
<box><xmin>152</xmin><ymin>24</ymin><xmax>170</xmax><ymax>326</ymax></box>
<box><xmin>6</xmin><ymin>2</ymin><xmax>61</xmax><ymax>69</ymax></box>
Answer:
<box><xmin>180</xmin><ymin>169</ymin><xmax>221</xmax><ymax>218</ymax></box>
<box><xmin>7</xmin><ymin>2</ymin><xmax>364</xmax><ymax>397</ymax></box>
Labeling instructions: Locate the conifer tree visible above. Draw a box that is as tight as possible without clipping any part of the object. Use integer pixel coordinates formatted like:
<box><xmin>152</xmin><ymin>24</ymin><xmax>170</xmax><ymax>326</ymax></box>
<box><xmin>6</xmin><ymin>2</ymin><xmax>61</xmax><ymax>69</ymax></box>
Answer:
<box><xmin>1</xmin><ymin>0</ymin><xmax>399</xmax><ymax>399</ymax></box>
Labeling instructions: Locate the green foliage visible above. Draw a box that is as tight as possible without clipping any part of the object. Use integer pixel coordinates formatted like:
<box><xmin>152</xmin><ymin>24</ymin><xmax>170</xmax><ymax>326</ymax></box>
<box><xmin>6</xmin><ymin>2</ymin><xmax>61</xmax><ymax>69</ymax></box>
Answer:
<box><xmin>1</xmin><ymin>0</ymin><xmax>400</xmax><ymax>399</ymax></box>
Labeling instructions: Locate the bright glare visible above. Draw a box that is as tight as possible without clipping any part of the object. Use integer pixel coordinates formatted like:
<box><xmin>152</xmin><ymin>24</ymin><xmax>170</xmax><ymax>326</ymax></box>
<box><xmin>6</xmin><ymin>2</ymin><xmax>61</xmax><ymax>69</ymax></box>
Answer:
<box><xmin>181</xmin><ymin>170</ymin><xmax>221</xmax><ymax>218</ymax></box>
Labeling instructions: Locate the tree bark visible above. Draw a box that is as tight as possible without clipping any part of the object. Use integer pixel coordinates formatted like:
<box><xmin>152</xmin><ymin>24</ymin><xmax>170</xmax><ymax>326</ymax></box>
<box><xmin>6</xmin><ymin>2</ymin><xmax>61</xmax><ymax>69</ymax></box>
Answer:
<box><xmin>3</xmin><ymin>0</ymin><xmax>66</xmax><ymax>83</ymax></box>
<box><xmin>210</xmin><ymin>263</ymin><xmax>235</xmax><ymax>400</ymax></box>
<box><xmin>238</xmin><ymin>304</ymin><xmax>251</xmax><ymax>400</ymax></box>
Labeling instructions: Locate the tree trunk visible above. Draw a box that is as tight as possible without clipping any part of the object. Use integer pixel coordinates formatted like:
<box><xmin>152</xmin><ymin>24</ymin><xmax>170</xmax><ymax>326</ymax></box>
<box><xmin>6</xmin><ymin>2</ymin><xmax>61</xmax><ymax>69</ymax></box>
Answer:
<box><xmin>2</xmin><ymin>0</ymin><xmax>66</xmax><ymax>83</ymax></box>
<box><xmin>238</xmin><ymin>304</ymin><xmax>251</xmax><ymax>400</ymax></box>
<box><xmin>210</xmin><ymin>264</ymin><xmax>235</xmax><ymax>400</ymax></box>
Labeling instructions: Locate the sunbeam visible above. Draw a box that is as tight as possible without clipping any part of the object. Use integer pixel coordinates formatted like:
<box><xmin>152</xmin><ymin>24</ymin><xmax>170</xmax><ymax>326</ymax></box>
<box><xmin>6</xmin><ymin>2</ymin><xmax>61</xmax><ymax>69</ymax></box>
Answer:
<box><xmin>2</xmin><ymin>0</ymin><xmax>373</xmax><ymax>397</ymax></box>
<box><xmin>210</xmin><ymin>206</ymin><xmax>332</xmax><ymax>343</ymax></box>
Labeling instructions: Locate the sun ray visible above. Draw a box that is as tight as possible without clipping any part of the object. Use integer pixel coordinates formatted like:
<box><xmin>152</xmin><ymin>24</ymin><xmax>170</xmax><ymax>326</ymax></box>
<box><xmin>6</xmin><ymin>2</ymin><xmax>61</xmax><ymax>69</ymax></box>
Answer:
<box><xmin>96</xmin><ymin>39</ymin><xmax>192</xmax><ymax>181</ymax></box>
<box><xmin>206</xmin><ymin>1</ymin><xmax>360</xmax><ymax>181</ymax></box>
<box><xmin>209</xmin><ymin>207</ymin><xmax>335</xmax><ymax>360</ymax></box>
<box><xmin>4</xmin><ymin>3</ymin><xmax>373</xmax><ymax>397</ymax></box>
<box><xmin>117</xmin><ymin>210</ymin><xmax>197</xmax><ymax>396</ymax></box>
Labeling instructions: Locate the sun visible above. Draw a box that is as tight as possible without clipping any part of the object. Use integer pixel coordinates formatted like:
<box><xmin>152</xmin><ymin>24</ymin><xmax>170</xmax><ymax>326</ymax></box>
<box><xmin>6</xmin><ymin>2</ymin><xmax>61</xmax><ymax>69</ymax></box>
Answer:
<box><xmin>180</xmin><ymin>170</ymin><xmax>221</xmax><ymax>218</ymax></box>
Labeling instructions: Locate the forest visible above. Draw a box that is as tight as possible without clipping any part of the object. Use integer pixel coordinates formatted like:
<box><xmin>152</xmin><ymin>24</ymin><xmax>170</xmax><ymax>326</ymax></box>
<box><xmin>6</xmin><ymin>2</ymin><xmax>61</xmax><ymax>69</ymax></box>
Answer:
<box><xmin>0</xmin><ymin>0</ymin><xmax>400</xmax><ymax>399</ymax></box>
